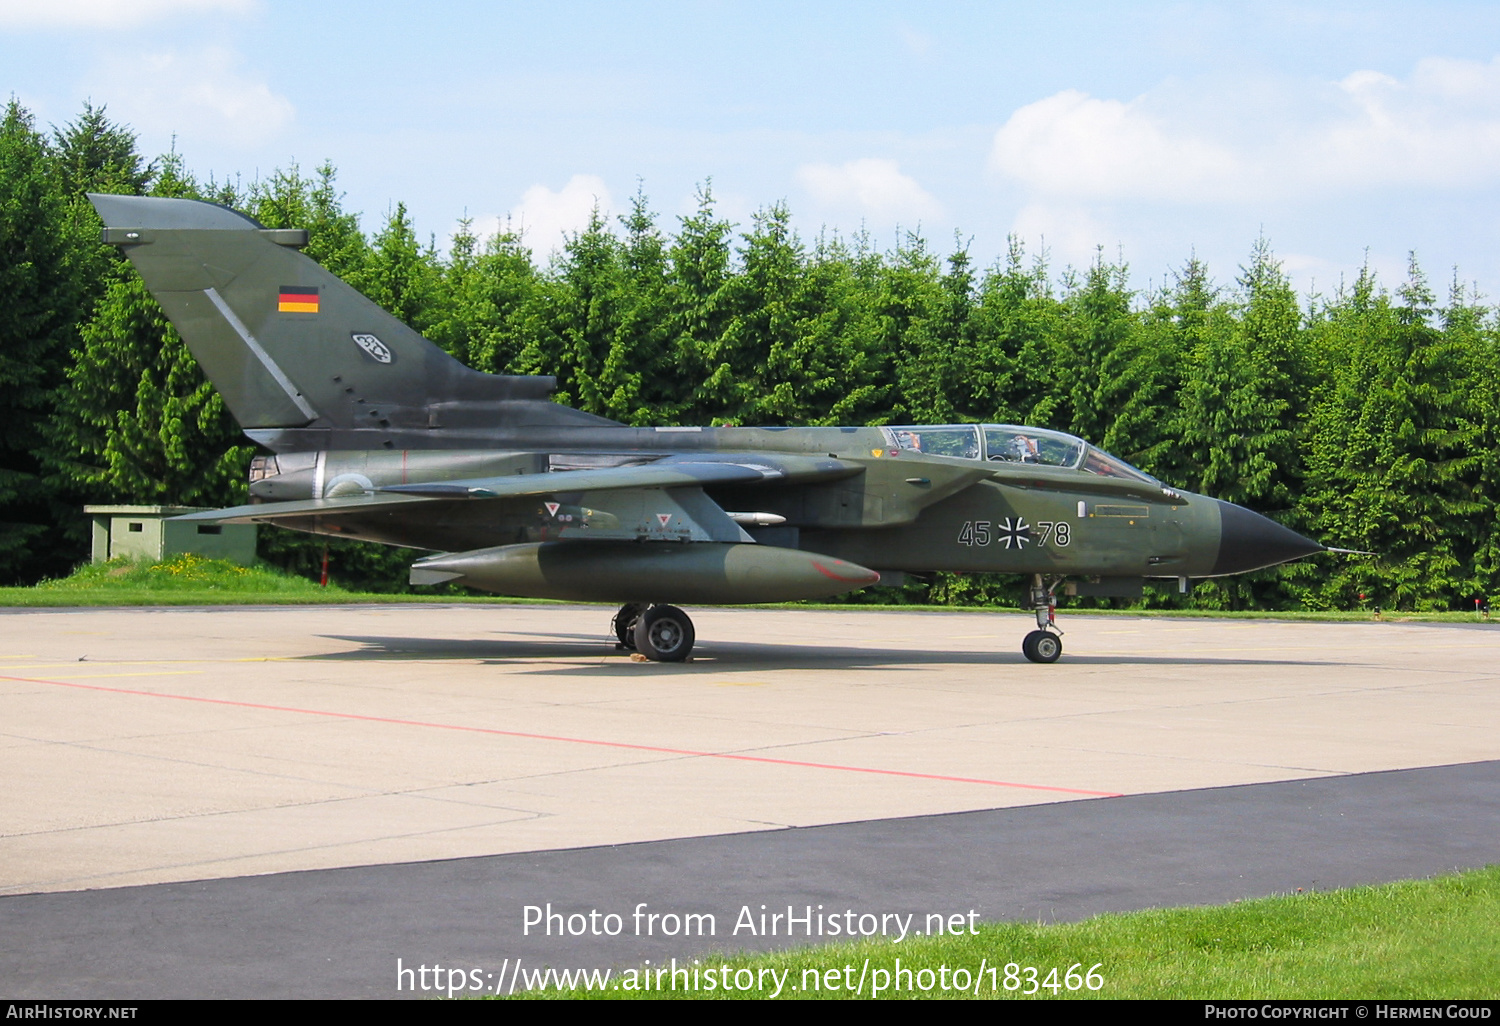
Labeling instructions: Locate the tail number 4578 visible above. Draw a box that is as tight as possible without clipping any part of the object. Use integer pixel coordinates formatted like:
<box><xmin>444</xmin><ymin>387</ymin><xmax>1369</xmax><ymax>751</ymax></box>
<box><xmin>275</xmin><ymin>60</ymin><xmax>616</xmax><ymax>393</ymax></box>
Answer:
<box><xmin>957</xmin><ymin>520</ymin><xmax>1071</xmax><ymax>547</ymax></box>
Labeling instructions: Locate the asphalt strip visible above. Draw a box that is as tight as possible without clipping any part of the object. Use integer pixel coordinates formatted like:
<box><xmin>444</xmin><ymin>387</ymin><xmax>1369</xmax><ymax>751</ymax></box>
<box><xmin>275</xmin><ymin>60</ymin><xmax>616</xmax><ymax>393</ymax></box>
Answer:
<box><xmin>3</xmin><ymin>760</ymin><xmax>1498</xmax><ymax>999</ymax></box>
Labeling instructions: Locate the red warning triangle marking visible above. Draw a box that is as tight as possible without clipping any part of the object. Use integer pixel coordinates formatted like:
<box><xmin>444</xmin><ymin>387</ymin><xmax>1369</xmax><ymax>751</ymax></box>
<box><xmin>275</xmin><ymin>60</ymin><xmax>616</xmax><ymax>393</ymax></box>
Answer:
<box><xmin>656</xmin><ymin>513</ymin><xmax>672</xmax><ymax>527</ymax></box>
<box><xmin>545</xmin><ymin>502</ymin><xmax>560</xmax><ymax>516</ymax></box>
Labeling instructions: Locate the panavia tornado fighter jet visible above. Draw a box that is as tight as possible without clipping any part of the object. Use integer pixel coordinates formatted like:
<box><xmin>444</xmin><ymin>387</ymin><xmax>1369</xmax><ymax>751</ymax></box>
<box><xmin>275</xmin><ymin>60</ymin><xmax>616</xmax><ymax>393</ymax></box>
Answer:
<box><xmin>89</xmin><ymin>193</ymin><xmax>1326</xmax><ymax>663</ymax></box>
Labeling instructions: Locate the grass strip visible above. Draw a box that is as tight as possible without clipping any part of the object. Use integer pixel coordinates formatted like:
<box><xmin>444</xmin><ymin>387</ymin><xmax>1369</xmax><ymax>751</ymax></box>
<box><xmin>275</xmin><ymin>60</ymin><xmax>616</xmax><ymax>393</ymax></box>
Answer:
<box><xmin>0</xmin><ymin>555</ymin><xmax>561</xmax><ymax>607</ymax></box>
<box><xmin>0</xmin><ymin>587</ymin><xmax>1490</xmax><ymax>622</ymax></box>
<box><xmin>515</xmin><ymin>866</ymin><xmax>1500</xmax><ymax>999</ymax></box>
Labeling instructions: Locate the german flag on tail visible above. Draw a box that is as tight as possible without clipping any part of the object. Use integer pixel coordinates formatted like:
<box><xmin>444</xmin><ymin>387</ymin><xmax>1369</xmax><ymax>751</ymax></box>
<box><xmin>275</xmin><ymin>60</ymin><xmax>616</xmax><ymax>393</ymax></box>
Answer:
<box><xmin>278</xmin><ymin>285</ymin><xmax>320</xmax><ymax>314</ymax></box>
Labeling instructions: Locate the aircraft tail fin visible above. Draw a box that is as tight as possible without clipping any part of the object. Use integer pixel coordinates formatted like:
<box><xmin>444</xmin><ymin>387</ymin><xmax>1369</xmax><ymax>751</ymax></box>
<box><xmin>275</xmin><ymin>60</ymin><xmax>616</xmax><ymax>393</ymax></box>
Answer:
<box><xmin>88</xmin><ymin>193</ymin><xmax>614</xmax><ymax>450</ymax></box>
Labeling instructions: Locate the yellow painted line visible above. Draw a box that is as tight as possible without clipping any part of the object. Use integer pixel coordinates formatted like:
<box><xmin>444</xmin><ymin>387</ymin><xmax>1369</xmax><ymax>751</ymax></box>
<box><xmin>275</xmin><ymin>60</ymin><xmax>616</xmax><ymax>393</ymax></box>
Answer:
<box><xmin>1171</xmin><ymin>647</ymin><xmax>1326</xmax><ymax>655</ymax></box>
<box><xmin>0</xmin><ymin>657</ymin><xmax>295</xmax><ymax>669</ymax></box>
<box><xmin>0</xmin><ymin>663</ymin><xmax>144</xmax><ymax>671</ymax></box>
<box><xmin>52</xmin><ymin>671</ymin><xmax>205</xmax><ymax>680</ymax></box>
<box><xmin>0</xmin><ymin>662</ymin><xmax>193</xmax><ymax>671</ymax></box>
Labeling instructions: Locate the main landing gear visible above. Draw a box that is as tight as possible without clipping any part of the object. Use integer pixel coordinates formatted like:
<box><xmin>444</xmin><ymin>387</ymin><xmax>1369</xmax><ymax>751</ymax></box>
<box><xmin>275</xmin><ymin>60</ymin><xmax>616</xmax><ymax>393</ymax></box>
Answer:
<box><xmin>1022</xmin><ymin>574</ymin><xmax>1064</xmax><ymax>664</ymax></box>
<box><xmin>611</xmin><ymin>603</ymin><xmax>696</xmax><ymax>662</ymax></box>
<box><xmin>612</xmin><ymin>584</ymin><xmax>1061</xmax><ymax>665</ymax></box>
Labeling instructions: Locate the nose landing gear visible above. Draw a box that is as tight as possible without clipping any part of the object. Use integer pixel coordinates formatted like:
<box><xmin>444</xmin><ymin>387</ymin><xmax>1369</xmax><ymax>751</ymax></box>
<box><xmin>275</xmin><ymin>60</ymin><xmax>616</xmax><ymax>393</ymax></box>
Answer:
<box><xmin>1023</xmin><ymin>574</ymin><xmax>1064</xmax><ymax>663</ymax></box>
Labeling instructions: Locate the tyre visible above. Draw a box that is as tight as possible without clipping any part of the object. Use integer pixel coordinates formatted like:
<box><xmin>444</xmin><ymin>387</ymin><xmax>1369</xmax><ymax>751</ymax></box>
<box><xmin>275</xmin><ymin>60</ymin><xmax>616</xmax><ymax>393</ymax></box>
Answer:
<box><xmin>634</xmin><ymin>605</ymin><xmax>695</xmax><ymax>662</ymax></box>
<box><xmin>1022</xmin><ymin>629</ymin><xmax>1062</xmax><ymax>664</ymax></box>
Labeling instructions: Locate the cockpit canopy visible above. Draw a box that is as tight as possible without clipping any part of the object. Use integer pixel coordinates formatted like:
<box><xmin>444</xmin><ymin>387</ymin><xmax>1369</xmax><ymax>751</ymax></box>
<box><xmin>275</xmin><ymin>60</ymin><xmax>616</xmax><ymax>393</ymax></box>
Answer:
<box><xmin>880</xmin><ymin>424</ymin><xmax>1158</xmax><ymax>484</ymax></box>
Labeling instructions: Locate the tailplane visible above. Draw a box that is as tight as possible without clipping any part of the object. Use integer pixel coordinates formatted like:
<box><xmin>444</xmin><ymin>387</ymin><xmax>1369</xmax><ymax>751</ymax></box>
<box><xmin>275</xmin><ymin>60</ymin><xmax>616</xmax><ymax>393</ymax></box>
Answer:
<box><xmin>89</xmin><ymin>193</ymin><xmax>614</xmax><ymax>451</ymax></box>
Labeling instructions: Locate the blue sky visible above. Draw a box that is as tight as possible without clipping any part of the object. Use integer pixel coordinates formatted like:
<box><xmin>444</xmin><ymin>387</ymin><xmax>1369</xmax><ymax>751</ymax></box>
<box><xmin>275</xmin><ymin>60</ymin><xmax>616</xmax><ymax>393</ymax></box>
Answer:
<box><xmin>5</xmin><ymin>0</ymin><xmax>1500</xmax><ymax>301</ymax></box>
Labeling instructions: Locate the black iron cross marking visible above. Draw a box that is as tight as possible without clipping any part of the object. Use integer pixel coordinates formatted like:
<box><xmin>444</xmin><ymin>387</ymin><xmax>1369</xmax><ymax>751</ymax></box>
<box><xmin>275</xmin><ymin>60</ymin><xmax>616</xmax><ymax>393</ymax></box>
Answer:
<box><xmin>999</xmin><ymin>516</ymin><xmax>1032</xmax><ymax>549</ymax></box>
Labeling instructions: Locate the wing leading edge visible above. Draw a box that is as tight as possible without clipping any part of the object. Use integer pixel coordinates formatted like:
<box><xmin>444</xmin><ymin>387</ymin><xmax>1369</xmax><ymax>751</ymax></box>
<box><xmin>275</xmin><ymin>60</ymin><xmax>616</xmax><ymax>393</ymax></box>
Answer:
<box><xmin>176</xmin><ymin>455</ymin><xmax>864</xmax><ymax>522</ymax></box>
<box><xmin>169</xmin><ymin>456</ymin><xmax>873</xmax><ymax>550</ymax></box>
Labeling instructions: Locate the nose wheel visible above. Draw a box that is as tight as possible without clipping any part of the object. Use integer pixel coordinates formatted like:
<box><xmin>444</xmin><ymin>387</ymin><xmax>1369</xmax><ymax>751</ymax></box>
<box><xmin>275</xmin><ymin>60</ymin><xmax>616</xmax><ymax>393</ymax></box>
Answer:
<box><xmin>1022</xmin><ymin>629</ymin><xmax>1062</xmax><ymax>663</ymax></box>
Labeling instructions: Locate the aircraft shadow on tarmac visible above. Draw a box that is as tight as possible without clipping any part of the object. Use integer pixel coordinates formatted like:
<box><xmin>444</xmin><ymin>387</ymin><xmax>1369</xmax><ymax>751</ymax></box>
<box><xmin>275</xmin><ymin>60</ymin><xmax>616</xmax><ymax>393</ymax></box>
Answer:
<box><xmin>302</xmin><ymin>632</ymin><xmax>1332</xmax><ymax>674</ymax></box>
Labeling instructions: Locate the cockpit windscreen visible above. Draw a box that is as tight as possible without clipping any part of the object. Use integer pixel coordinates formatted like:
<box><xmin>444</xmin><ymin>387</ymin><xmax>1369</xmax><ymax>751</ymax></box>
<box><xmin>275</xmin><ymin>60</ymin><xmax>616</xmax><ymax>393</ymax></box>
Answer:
<box><xmin>981</xmin><ymin>426</ymin><xmax>1085</xmax><ymax>467</ymax></box>
<box><xmin>881</xmin><ymin>425</ymin><xmax>981</xmax><ymax>459</ymax></box>
<box><xmin>880</xmin><ymin>424</ymin><xmax>1155</xmax><ymax>485</ymax></box>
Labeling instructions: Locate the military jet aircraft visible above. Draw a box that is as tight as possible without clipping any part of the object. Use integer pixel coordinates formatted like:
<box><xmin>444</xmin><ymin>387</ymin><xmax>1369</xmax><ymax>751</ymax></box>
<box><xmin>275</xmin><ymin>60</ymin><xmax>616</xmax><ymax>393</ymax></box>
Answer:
<box><xmin>88</xmin><ymin>193</ymin><xmax>1326</xmax><ymax>663</ymax></box>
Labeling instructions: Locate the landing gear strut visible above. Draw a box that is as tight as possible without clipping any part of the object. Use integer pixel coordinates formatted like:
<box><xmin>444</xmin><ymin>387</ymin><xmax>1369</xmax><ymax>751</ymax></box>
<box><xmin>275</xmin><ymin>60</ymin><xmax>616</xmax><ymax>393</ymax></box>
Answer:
<box><xmin>612</xmin><ymin>603</ymin><xmax>646</xmax><ymax>650</ymax></box>
<box><xmin>611</xmin><ymin>603</ymin><xmax>696</xmax><ymax>662</ymax></box>
<box><xmin>1022</xmin><ymin>574</ymin><xmax>1063</xmax><ymax>663</ymax></box>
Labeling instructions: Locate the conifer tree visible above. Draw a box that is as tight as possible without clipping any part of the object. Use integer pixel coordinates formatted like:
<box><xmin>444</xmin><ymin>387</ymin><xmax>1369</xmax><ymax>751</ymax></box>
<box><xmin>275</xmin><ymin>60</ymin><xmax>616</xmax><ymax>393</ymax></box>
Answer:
<box><xmin>0</xmin><ymin>102</ymin><xmax>82</xmax><ymax>580</ymax></box>
<box><xmin>966</xmin><ymin>238</ymin><xmax>1052</xmax><ymax>427</ymax></box>
<box><xmin>1099</xmin><ymin>257</ymin><xmax>1207</xmax><ymax>482</ymax></box>
<box><xmin>427</xmin><ymin>217</ymin><xmax>547</xmax><ymax>372</ymax></box>
<box><xmin>354</xmin><ymin>201</ymin><xmax>438</xmax><ymax>333</ymax></box>
<box><xmin>1177</xmin><ymin>239</ymin><xmax>1303</xmax><ymax>510</ymax></box>
<box><xmin>776</xmin><ymin>230</ymin><xmax>891</xmax><ymax>426</ymax></box>
<box><xmin>604</xmin><ymin>189</ymin><xmax>680</xmax><ymax>424</ymax></box>
<box><xmin>52</xmin><ymin>271</ymin><xmax>252</xmax><ymax>507</ymax></box>
<box><xmin>1299</xmin><ymin>260</ymin><xmax>1485</xmax><ymax>609</ymax></box>
<box><xmin>544</xmin><ymin>205</ymin><xmax>626</xmax><ymax>415</ymax></box>
<box><xmin>248</xmin><ymin>163</ymin><xmax>367</xmax><ymax>278</ymax></box>
<box><xmin>665</xmin><ymin>185</ymin><xmax>738</xmax><ymax>424</ymax></box>
<box><xmin>1451</xmin><ymin>280</ymin><xmax>1500</xmax><ymax>606</ymax></box>
<box><xmin>52</xmin><ymin>102</ymin><xmax>152</xmax><ymax>197</ymax></box>
<box><xmin>1059</xmin><ymin>252</ymin><xmax>1134</xmax><ymax>445</ymax></box>
<box><xmin>884</xmin><ymin>230</ymin><xmax>951</xmax><ymax>423</ymax></box>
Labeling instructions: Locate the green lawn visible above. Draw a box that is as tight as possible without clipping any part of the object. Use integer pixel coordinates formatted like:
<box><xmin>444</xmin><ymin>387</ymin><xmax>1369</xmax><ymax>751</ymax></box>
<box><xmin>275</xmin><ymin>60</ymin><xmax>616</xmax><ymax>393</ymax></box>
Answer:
<box><xmin>0</xmin><ymin>555</ymin><xmax>556</xmax><ymax>607</ymax></box>
<box><xmin>519</xmin><ymin>866</ymin><xmax>1500</xmax><ymax>999</ymax></box>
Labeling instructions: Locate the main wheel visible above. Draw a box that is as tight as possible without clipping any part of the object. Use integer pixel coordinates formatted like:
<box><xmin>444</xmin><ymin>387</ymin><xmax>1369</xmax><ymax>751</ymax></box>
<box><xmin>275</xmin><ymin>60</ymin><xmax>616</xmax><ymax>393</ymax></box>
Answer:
<box><xmin>1022</xmin><ymin>629</ymin><xmax>1062</xmax><ymax>664</ymax></box>
<box><xmin>634</xmin><ymin>605</ymin><xmax>695</xmax><ymax>662</ymax></box>
<box><xmin>612</xmin><ymin>603</ymin><xmax>646</xmax><ymax>650</ymax></box>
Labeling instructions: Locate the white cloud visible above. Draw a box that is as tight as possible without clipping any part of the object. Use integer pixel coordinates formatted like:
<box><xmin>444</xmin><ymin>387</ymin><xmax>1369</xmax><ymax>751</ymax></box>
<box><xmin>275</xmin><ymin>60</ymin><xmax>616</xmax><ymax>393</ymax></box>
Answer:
<box><xmin>989</xmin><ymin>56</ymin><xmax>1500</xmax><ymax>205</ymax></box>
<box><xmin>1317</xmin><ymin>58</ymin><xmax>1500</xmax><ymax>189</ymax></box>
<box><xmin>0</xmin><ymin>0</ymin><xmax>253</xmax><ymax>30</ymax></box>
<box><xmin>91</xmin><ymin>46</ymin><xmax>292</xmax><ymax>147</ymax></box>
<box><xmin>990</xmin><ymin>89</ymin><xmax>1242</xmax><ymax>203</ymax></box>
<box><xmin>469</xmin><ymin>175</ymin><xmax>613</xmax><ymax>259</ymax></box>
<box><xmin>797</xmin><ymin>158</ymin><xmax>942</xmax><ymax>227</ymax></box>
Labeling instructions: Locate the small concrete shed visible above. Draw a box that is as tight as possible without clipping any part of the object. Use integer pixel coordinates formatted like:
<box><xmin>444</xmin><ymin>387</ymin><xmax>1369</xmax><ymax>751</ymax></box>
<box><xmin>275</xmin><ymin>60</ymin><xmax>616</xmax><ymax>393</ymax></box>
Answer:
<box><xmin>85</xmin><ymin>505</ymin><xmax>258</xmax><ymax>565</ymax></box>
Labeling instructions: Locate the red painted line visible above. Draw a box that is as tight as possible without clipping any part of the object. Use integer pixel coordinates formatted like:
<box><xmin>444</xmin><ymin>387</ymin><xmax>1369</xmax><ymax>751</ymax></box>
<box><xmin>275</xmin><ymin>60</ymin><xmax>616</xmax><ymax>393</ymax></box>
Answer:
<box><xmin>5</xmin><ymin>674</ymin><xmax>1123</xmax><ymax>798</ymax></box>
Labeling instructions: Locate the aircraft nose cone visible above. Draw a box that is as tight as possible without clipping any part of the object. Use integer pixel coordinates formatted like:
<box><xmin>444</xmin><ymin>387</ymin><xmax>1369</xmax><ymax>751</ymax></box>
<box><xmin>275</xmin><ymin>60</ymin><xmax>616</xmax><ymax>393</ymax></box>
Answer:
<box><xmin>1213</xmin><ymin>500</ymin><xmax>1324</xmax><ymax>575</ymax></box>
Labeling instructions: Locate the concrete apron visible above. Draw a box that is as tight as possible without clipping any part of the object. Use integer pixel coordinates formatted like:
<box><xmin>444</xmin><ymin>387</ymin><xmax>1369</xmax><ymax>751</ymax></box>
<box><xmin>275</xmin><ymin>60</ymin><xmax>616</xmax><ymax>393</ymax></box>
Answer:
<box><xmin>2</xmin><ymin>604</ymin><xmax>1497</xmax><ymax>896</ymax></box>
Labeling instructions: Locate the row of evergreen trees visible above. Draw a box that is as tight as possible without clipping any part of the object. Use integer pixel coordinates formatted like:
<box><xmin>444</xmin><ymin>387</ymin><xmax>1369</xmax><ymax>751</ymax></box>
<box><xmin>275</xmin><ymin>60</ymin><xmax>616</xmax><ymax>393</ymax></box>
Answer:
<box><xmin>2</xmin><ymin>100</ymin><xmax>1496</xmax><ymax>609</ymax></box>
